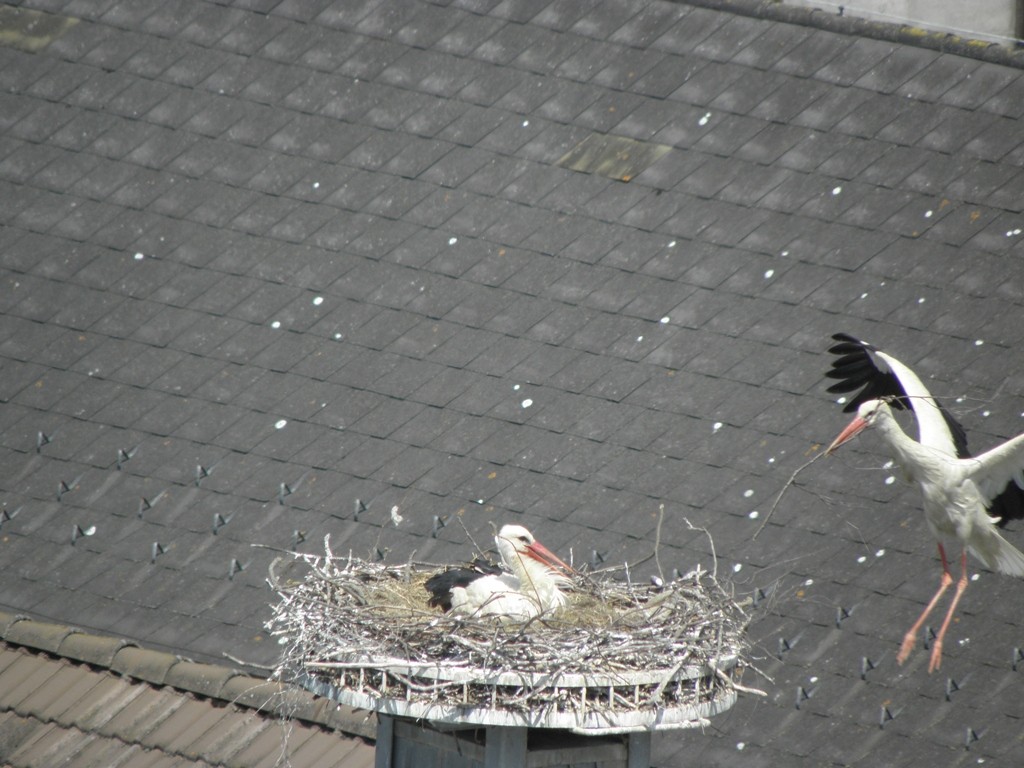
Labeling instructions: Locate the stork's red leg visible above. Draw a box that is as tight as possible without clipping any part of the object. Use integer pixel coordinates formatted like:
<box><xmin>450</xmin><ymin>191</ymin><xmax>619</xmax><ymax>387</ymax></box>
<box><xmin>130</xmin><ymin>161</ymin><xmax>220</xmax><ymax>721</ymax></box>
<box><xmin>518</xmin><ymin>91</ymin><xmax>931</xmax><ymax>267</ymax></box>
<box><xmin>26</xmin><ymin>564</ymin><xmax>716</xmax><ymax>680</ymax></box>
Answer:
<box><xmin>898</xmin><ymin>544</ymin><xmax>954</xmax><ymax>666</ymax></box>
<box><xmin>928</xmin><ymin>550</ymin><xmax>969</xmax><ymax>673</ymax></box>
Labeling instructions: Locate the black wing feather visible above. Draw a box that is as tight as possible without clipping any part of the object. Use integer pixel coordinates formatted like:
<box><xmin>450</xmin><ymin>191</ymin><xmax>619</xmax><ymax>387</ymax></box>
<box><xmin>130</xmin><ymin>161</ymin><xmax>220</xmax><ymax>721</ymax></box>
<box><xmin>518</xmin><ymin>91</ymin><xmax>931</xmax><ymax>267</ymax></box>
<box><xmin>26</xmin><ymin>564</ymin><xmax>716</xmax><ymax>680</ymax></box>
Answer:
<box><xmin>425</xmin><ymin>558</ymin><xmax>503</xmax><ymax>611</ymax></box>
<box><xmin>825</xmin><ymin>333</ymin><xmax>910</xmax><ymax>413</ymax></box>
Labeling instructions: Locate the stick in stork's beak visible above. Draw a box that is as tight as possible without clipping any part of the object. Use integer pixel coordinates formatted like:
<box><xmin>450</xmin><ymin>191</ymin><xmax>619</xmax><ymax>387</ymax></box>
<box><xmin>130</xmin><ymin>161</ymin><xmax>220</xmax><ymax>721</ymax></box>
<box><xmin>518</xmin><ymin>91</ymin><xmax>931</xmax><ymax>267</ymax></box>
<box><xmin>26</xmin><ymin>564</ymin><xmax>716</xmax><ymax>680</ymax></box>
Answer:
<box><xmin>826</xmin><ymin>415</ymin><xmax>869</xmax><ymax>455</ymax></box>
<box><xmin>524</xmin><ymin>540</ymin><xmax>574</xmax><ymax>575</ymax></box>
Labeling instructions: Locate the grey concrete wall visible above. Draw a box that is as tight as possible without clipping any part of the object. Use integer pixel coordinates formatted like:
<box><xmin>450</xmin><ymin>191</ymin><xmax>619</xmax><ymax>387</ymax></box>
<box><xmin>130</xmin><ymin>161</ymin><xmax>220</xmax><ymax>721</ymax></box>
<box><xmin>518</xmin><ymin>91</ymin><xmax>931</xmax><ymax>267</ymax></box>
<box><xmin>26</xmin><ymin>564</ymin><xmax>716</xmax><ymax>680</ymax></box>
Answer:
<box><xmin>784</xmin><ymin>0</ymin><xmax>1018</xmax><ymax>43</ymax></box>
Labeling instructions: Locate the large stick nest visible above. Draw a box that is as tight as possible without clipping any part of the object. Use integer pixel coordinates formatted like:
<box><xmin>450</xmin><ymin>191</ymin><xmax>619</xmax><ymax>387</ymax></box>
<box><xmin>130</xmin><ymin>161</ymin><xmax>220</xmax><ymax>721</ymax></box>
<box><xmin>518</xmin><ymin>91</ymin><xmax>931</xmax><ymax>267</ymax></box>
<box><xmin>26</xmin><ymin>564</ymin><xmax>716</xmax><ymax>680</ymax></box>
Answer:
<box><xmin>268</xmin><ymin>537</ymin><xmax>751</xmax><ymax>723</ymax></box>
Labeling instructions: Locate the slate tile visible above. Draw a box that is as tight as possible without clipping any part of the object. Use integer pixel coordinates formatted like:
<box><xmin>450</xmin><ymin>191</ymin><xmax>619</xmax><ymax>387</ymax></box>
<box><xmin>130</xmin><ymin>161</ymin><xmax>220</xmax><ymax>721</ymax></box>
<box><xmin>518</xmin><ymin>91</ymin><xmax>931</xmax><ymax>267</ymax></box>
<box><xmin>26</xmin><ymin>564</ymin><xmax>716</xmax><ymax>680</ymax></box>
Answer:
<box><xmin>508</xmin><ymin>33</ymin><xmax>580</xmax><ymax>78</ymax></box>
<box><xmin>615</xmin><ymin>401</ymin><xmax>687</xmax><ymax>453</ymax></box>
<box><xmin>981</xmin><ymin>73</ymin><xmax>1024</xmax><ymax>119</ymax></box>
<box><xmin>880</xmin><ymin>104</ymin><xmax>953</xmax><ymax>153</ymax></box>
<box><xmin>746</xmin><ymin>79</ymin><xmax>827</xmax><ymax>128</ymax></box>
<box><xmin>964</xmin><ymin>117</ymin><xmax>1024</xmax><ymax>166</ymax></box>
<box><xmin>771</xmin><ymin>134</ymin><xmax>846</xmax><ymax>178</ymax></box>
<box><xmin>388</xmin><ymin>3</ymin><xmax>460</xmax><ymax>49</ymax></box>
<box><xmin>350</xmin><ymin>398</ymin><xmax>424</xmax><ymax>440</ymax></box>
<box><xmin>816</xmin><ymin>38</ymin><xmax>897</xmax><ymax>87</ymax></box>
<box><xmin>525</xmin><ymin>82</ymin><xmax>595</xmax><ymax>129</ymax></box>
<box><xmin>669</xmin><ymin>62</ymin><xmax>747</xmax><ymax>110</ymax></box>
<box><xmin>675</xmin><ymin>153</ymin><xmax>749</xmax><ymax>199</ymax></box>
<box><xmin>773</xmin><ymin>27</ymin><xmax>852</xmax><ymax>78</ymax></box>
<box><xmin>49</xmin><ymin>197</ymin><xmax>123</xmax><ymax>242</ymax></box>
<box><xmin>364</xmin><ymin>178</ymin><xmax>434</xmax><ymax>221</ymax></box>
<box><xmin>32</xmin><ymin>150</ymin><xmax>104</xmax><ymax>197</ymax></box>
<box><xmin>219</xmin><ymin>11</ymin><xmax>291</xmax><ymax>56</ymax></box>
<box><xmin>11</xmin><ymin>367</ymin><xmax>82</xmax><ymax>418</ymax></box>
<box><xmin>728</xmin><ymin>19</ymin><xmax>808</xmax><ymax>67</ymax></box>
<box><xmin>466</xmin><ymin>420</ymin><xmax>535</xmax><ymax>466</ymax></box>
<box><xmin>558</xmin><ymin>0</ymin><xmax>638</xmax><ymax>39</ymax></box>
<box><xmin>333</xmin><ymin>434</ymin><xmax>405</xmax><ymax>480</ymax></box>
<box><xmin>427</xmin><ymin>11</ymin><xmax>499</xmax><ymax>56</ymax></box>
<box><xmin>857</xmin><ymin>47</ymin><xmax>938</xmax><ymax>96</ymax></box>
<box><xmin>0</xmin><ymin>142</ymin><xmax>66</xmax><ymax>188</ymax></box>
<box><xmin>920</xmin><ymin>198</ymin><xmax>998</xmax><ymax>246</ymax></box>
<box><xmin>792</xmin><ymin>85</ymin><xmax>875</xmax><ymax>133</ymax></box>
<box><xmin>469</xmin><ymin>20</ymin><xmax>536</xmax><ymax>68</ymax></box>
<box><xmin>948</xmin><ymin>160</ymin><xmax>1019</xmax><ymax>208</ymax></box>
<box><xmin>247</xmin><ymin>418</ymin><xmax>323</xmax><ymax>463</ymax></box>
<box><xmin>522</xmin><ymin>0</ymin><xmax>591</xmax><ymax>31</ymax></box>
<box><xmin>402</xmin><ymin>99</ymin><xmax>471</xmax><ymax>143</ymax></box>
<box><xmin>520</xmin><ymin>122</ymin><xmax>593</xmax><ymax>165</ymax></box>
<box><xmin>586</xmin><ymin>229</ymin><xmax>660</xmax><ymax>274</ymax></box>
<box><xmin>371</xmin><ymin>93</ymin><xmax>440</xmax><ymax>138</ymax></box>
<box><xmin>584</xmin><ymin>182</ymin><xmax>655</xmax><ymax>226</ymax></box>
<box><xmin>942</xmin><ymin>62</ymin><xmax>1021</xmax><ymax>110</ymax></box>
<box><xmin>59</xmin><ymin>65</ymin><xmax>132</xmax><ymax>114</ymax></box>
<box><xmin>857</xmin><ymin>145</ymin><xmax>933</xmax><ymax>191</ymax></box>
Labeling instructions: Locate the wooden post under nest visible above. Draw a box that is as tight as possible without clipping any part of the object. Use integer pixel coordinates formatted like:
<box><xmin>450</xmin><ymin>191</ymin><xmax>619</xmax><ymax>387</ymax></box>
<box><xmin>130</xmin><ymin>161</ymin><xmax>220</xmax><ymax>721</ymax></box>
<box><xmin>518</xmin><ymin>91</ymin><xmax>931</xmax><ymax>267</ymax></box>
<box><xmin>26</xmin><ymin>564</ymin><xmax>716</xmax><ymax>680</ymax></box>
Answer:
<box><xmin>374</xmin><ymin>715</ymin><xmax>654</xmax><ymax>768</ymax></box>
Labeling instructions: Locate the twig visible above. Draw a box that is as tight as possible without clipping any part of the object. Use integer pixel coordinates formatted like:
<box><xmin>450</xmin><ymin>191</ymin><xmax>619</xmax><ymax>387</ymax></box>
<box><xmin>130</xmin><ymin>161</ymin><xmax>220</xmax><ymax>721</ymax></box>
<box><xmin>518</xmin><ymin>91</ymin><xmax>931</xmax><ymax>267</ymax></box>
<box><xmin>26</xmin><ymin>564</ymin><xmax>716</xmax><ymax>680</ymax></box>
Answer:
<box><xmin>752</xmin><ymin>450</ymin><xmax>825</xmax><ymax>540</ymax></box>
<box><xmin>654</xmin><ymin>503</ymin><xmax>665</xmax><ymax>583</ymax></box>
<box><xmin>683</xmin><ymin>518</ymin><xmax>717</xmax><ymax>582</ymax></box>
<box><xmin>456</xmin><ymin>515</ymin><xmax>488</xmax><ymax>559</ymax></box>
<box><xmin>223</xmin><ymin>651</ymin><xmax>276</xmax><ymax>670</ymax></box>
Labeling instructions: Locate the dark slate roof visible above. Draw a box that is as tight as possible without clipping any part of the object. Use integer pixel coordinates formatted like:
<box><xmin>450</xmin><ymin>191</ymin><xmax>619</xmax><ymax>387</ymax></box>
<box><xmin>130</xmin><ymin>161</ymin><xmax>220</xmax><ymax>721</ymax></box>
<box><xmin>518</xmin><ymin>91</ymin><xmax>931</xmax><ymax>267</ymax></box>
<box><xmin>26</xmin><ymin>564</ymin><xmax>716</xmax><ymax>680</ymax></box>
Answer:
<box><xmin>2</xmin><ymin>0</ymin><xmax>1024</xmax><ymax>765</ymax></box>
<box><xmin>0</xmin><ymin>611</ymin><xmax>375</xmax><ymax>767</ymax></box>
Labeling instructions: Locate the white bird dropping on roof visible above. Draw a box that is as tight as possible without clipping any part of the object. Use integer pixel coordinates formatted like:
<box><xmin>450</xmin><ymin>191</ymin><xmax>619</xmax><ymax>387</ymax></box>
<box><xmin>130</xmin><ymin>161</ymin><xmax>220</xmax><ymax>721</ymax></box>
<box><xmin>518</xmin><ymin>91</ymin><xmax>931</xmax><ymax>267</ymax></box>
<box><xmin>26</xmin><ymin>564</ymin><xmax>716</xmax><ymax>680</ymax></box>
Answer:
<box><xmin>275</xmin><ymin>419</ymin><xmax>287</xmax><ymax>429</ymax></box>
<box><xmin>390</xmin><ymin>506</ymin><xmax>403</xmax><ymax>526</ymax></box>
<box><xmin>699</xmin><ymin>112</ymin><xmax>711</xmax><ymax>126</ymax></box>
<box><xmin>521</xmin><ymin>398</ymin><xmax>533</xmax><ymax>408</ymax></box>
<box><xmin>271</xmin><ymin>320</ymin><xmax>281</xmax><ymax>329</ymax></box>
<box><xmin>764</xmin><ymin>269</ymin><xmax>774</xmax><ymax>279</ymax></box>
<box><xmin>134</xmin><ymin>252</ymin><xmax>144</xmax><ymax>260</ymax></box>
<box><xmin>313</xmin><ymin>296</ymin><xmax>323</xmax><ymax>306</ymax></box>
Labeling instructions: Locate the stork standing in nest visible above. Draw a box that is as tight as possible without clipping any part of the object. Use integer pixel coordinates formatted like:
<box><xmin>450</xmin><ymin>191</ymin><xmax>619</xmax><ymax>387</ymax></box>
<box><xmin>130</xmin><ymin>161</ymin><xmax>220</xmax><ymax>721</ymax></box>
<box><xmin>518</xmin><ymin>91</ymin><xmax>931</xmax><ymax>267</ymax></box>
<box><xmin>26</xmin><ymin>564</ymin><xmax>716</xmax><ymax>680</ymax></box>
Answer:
<box><xmin>426</xmin><ymin>525</ymin><xmax>573</xmax><ymax>622</ymax></box>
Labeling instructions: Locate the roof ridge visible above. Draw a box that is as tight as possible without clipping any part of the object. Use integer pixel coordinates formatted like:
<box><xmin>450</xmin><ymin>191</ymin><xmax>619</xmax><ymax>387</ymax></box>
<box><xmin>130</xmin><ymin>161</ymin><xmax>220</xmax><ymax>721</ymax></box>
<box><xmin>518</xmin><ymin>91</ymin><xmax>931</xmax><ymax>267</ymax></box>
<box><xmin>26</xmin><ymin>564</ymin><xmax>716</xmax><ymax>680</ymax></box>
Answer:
<box><xmin>0</xmin><ymin>610</ymin><xmax>375</xmax><ymax>740</ymax></box>
<box><xmin>679</xmin><ymin>0</ymin><xmax>1024</xmax><ymax>67</ymax></box>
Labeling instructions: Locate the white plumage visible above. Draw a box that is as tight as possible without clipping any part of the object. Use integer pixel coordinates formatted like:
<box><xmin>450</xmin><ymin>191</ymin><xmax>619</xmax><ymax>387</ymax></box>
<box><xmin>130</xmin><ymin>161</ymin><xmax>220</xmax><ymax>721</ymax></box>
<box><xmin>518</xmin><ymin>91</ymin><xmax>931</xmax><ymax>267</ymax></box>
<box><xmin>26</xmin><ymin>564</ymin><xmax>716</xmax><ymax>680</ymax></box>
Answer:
<box><xmin>826</xmin><ymin>334</ymin><xmax>1024</xmax><ymax>672</ymax></box>
<box><xmin>427</xmin><ymin>524</ymin><xmax>571</xmax><ymax>622</ymax></box>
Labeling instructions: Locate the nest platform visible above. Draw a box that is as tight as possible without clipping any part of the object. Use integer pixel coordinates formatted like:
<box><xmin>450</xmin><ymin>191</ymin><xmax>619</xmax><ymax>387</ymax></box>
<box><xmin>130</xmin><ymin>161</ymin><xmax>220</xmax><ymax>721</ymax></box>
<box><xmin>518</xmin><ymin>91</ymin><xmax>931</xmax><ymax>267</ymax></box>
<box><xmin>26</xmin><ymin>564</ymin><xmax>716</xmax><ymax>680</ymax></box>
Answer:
<box><xmin>269</xmin><ymin>541</ymin><xmax>749</xmax><ymax>735</ymax></box>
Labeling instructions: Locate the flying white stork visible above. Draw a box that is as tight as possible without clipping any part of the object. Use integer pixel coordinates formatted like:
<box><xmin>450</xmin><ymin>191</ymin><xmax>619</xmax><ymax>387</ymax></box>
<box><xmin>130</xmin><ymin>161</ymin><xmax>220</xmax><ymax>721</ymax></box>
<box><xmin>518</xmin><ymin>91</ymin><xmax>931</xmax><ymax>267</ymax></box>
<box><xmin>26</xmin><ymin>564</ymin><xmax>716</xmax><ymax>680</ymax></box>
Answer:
<box><xmin>426</xmin><ymin>524</ymin><xmax>573</xmax><ymax>622</ymax></box>
<box><xmin>825</xmin><ymin>333</ymin><xmax>1024</xmax><ymax>672</ymax></box>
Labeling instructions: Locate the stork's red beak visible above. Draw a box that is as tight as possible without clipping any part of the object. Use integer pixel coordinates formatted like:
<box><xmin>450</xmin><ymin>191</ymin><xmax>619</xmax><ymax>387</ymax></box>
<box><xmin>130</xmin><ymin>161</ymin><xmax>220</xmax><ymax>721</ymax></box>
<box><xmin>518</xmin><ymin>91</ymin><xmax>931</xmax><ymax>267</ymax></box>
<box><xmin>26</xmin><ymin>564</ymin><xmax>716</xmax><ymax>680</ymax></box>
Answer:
<box><xmin>525</xmin><ymin>540</ymin><xmax>574</xmax><ymax>574</ymax></box>
<box><xmin>826</xmin><ymin>416</ymin><xmax>868</xmax><ymax>455</ymax></box>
